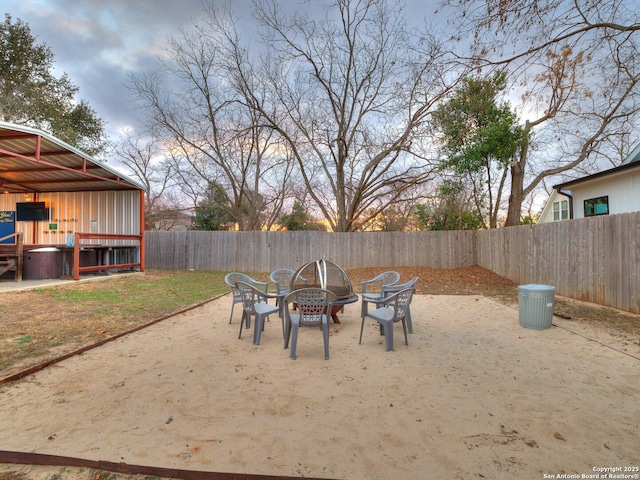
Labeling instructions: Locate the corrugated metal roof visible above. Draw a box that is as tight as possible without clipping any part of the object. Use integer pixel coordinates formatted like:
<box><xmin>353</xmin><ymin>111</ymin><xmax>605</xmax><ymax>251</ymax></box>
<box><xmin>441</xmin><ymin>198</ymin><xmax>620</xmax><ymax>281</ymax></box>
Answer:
<box><xmin>0</xmin><ymin>121</ymin><xmax>145</xmax><ymax>194</ymax></box>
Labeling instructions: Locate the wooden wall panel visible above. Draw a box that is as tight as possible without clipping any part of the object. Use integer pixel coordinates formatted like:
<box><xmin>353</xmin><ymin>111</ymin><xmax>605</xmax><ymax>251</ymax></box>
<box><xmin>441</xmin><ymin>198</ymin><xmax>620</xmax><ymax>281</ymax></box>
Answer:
<box><xmin>145</xmin><ymin>213</ymin><xmax>640</xmax><ymax>313</ymax></box>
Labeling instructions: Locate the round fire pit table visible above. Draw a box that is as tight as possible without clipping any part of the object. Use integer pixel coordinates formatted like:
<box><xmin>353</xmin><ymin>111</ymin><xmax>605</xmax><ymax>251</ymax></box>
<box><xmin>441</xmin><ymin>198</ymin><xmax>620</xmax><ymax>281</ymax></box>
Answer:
<box><xmin>328</xmin><ymin>293</ymin><xmax>359</xmax><ymax>323</ymax></box>
<box><xmin>290</xmin><ymin>259</ymin><xmax>358</xmax><ymax>323</ymax></box>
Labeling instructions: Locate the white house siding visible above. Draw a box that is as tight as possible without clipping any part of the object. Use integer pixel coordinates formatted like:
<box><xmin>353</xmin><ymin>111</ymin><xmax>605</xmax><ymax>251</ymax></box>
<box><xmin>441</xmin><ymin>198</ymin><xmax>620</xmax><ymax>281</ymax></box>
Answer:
<box><xmin>0</xmin><ymin>190</ymin><xmax>140</xmax><ymax>245</ymax></box>
<box><xmin>538</xmin><ymin>190</ymin><xmax>571</xmax><ymax>223</ymax></box>
<box><xmin>570</xmin><ymin>169</ymin><xmax>640</xmax><ymax>219</ymax></box>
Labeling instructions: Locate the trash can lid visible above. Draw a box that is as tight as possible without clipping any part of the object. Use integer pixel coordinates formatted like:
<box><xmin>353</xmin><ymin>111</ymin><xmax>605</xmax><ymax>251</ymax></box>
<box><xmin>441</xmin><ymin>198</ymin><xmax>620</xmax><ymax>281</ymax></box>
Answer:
<box><xmin>28</xmin><ymin>247</ymin><xmax>61</xmax><ymax>252</ymax></box>
<box><xmin>518</xmin><ymin>284</ymin><xmax>555</xmax><ymax>292</ymax></box>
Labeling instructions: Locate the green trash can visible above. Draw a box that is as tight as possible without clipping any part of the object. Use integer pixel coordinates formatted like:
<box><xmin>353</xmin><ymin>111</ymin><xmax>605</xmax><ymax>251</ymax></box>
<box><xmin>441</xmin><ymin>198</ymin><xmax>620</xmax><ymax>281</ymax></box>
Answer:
<box><xmin>518</xmin><ymin>284</ymin><xmax>555</xmax><ymax>330</ymax></box>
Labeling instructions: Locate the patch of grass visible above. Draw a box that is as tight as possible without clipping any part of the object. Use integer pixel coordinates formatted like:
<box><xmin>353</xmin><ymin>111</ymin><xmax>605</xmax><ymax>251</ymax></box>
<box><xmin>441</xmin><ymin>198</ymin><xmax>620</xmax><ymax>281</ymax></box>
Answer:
<box><xmin>0</xmin><ymin>270</ymin><xmax>230</xmax><ymax>378</ymax></box>
<box><xmin>51</xmin><ymin>289</ymin><xmax>122</xmax><ymax>303</ymax></box>
<box><xmin>29</xmin><ymin>271</ymin><xmax>229</xmax><ymax>320</ymax></box>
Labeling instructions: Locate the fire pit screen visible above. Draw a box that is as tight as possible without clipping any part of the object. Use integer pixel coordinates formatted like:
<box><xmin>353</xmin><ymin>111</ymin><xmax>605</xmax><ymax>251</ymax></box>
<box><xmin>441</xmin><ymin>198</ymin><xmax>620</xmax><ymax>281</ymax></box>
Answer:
<box><xmin>290</xmin><ymin>259</ymin><xmax>353</xmax><ymax>300</ymax></box>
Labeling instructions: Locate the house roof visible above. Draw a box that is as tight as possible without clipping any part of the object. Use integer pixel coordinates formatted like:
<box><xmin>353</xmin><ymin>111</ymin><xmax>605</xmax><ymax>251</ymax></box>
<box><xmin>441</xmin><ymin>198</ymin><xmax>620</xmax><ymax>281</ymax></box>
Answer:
<box><xmin>554</xmin><ymin>144</ymin><xmax>640</xmax><ymax>191</ymax></box>
<box><xmin>0</xmin><ymin>121</ymin><xmax>144</xmax><ymax>194</ymax></box>
<box><xmin>621</xmin><ymin>142</ymin><xmax>640</xmax><ymax>165</ymax></box>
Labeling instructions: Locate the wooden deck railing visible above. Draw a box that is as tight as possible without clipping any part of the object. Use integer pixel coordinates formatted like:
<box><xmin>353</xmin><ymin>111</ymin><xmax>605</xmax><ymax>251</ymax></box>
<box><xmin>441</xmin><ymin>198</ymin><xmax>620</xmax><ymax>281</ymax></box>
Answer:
<box><xmin>0</xmin><ymin>232</ymin><xmax>23</xmax><ymax>281</ymax></box>
<box><xmin>72</xmin><ymin>232</ymin><xmax>144</xmax><ymax>280</ymax></box>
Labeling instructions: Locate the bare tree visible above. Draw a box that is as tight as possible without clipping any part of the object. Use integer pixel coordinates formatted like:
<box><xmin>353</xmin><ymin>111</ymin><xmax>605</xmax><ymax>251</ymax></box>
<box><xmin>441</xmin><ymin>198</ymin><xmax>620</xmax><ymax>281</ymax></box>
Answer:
<box><xmin>110</xmin><ymin>129</ymin><xmax>180</xmax><ymax>230</ymax></box>
<box><xmin>205</xmin><ymin>0</ymin><xmax>460</xmax><ymax>231</ymax></box>
<box><xmin>128</xmin><ymin>13</ymin><xmax>295</xmax><ymax>231</ymax></box>
<box><xmin>444</xmin><ymin>0</ymin><xmax>640</xmax><ymax>225</ymax></box>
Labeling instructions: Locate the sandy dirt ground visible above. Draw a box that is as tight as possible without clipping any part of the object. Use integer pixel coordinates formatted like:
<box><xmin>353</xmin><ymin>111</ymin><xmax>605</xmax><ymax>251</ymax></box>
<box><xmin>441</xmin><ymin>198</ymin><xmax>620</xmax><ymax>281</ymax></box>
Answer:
<box><xmin>1</xmin><ymin>294</ymin><xmax>639</xmax><ymax>480</ymax></box>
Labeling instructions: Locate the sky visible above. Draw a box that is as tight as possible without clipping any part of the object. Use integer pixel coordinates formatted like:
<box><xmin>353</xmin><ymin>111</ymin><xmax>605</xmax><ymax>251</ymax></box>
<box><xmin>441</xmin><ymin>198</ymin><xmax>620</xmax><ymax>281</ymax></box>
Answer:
<box><xmin>5</xmin><ymin>0</ymin><xmax>441</xmax><ymax>147</ymax></box>
<box><xmin>5</xmin><ymin>0</ymin><xmax>253</xmax><ymax>142</ymax></box>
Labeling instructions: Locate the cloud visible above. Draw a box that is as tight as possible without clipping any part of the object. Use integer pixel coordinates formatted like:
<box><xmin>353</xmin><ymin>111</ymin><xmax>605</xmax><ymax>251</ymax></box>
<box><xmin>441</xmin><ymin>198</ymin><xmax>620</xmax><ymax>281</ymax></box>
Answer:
<box><xmin>7</xmin><ymin>0</ymin><xmax>438</xmax><ymax>141</ymax></box>
<box><xmin>7</xmin><ymin>0</ymin><xmax>208</xmax><ymax>138</ymax></box>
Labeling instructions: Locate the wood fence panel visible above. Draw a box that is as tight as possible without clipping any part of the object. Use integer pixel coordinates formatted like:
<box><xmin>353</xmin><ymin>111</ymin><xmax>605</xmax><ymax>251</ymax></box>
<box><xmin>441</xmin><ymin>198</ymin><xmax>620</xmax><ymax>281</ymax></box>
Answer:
<box><xmin>475</xmin><ymin>212</ymin><xmax>640</xmax><ymax>313</ymax></box>
<box><xmin>145</xmin><ymin>213</ymin><xmax>639</xmax><ymax>313</ymax></box>
<box><xmin>581</xmin><ymin>219</ymin><xmax>591</xmax><ymax>303</ymax></box>
<box><xmin>146</xmin><ymin>231</ymin><xmax>186</xmax><ymax>270</ymax></box>
<box><xmin>603</xmin><ymin>215</ymin><xmax>615</xmax><ymax>308</ymax></box>
<box><xmin>145</xmin><ymin>230</ymin><xmax>477</xmax><ymax>273</ymax></box>
<box><xmin>631</xmin><ymin>214</ymin><xmax>640</xmax><ymax>312</ymax></box>
<box><xmin>597</xmin><ymin>216</ymin><xmax>607</xmax><ymax>306</ymax></box>
<box><xmin>558</xmin><ymin>219</ymin><xmax>567</xmax><ymax>287</ymax></box>
<box><xmin>619</xmin><ymin>214</ymin><xmax>629</xmax><ymax>311</ymax></box>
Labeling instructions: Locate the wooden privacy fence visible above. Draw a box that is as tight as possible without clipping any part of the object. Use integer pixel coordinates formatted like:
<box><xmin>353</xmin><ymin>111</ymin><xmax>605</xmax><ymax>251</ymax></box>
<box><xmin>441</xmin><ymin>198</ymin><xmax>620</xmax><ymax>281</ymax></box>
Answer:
<box><xmin>145</xmin><ymin>212</ymin><xmax>640</xmax><ymax>313</ymax></box>
<box><xmin>145</xmin><ymin>230</ymin><xmax>477</xmax><ymax>272</ymax></box>
<box><xmin>477</xmin><ymin>211</ymin><xmax>640</xmax><ymax>313</ymax></box>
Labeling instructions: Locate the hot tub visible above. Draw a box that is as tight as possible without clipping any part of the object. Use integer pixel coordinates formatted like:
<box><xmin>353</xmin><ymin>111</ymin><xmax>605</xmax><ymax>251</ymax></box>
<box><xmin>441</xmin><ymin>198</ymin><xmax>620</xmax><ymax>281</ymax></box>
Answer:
<box><xmin>23</xmin><ymin>247</ymin><xmax>62</xmax><ymax>280</ymax></box>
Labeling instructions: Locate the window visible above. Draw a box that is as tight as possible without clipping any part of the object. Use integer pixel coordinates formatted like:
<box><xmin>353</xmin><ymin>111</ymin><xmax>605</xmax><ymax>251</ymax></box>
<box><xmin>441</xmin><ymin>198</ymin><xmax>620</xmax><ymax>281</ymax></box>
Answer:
<box><xmin>584</xmin><ymin>196</ymin><xmax>609</xmax><ymax>217</ymax></box>
<box><xmin>552</xmin><ymin>200</ymin><xmax>569</xmax><ymax>221</ymax></box>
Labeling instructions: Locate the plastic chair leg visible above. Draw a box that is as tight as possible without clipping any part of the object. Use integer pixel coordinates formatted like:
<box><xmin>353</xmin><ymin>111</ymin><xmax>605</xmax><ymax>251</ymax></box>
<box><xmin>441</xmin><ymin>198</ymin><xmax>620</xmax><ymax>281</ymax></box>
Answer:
<box><xmin>402</xmin><ymin>319</ymin><xmax>409</xmax><ymax>346</ymax></box>
<box><xmin>322</xmin><ymin>320</ymin><xmax>330</xmax><ymax>360</ymax></box>
<box><xmin>284</xmin><ymin>321</ymin><xmax>291</xmax><ymax>349</ymax></box>
<box><xmin>360</xmin><ymin>300</ymin><xmax>369</xmax><ymax>318</ymax></box>
<box><xmin>405</xmin><ymin>307</ymin><xmax>413</xmax><ymax>334</ymax></box>
<box><xmin>381</xmin><ymin>319</ymin><xmax>394</xmax><ymax>351</ymax></box>
<box><xmin>289</xmin><ymin>324</ymin><xmax>299</xmax><ymax>360</ymax></box>
<box><xmin>238</xmin><ymin>314</ymin><xmax>247</xmax><ymax>339</ymax></box>
<box><xmin>253</xmin><ymin>316</ymin><xmax>264</xmax><ymax>345</ymax></box>
<box><xmin>359</xmin><ymin>316</ymin><xmax>367</xmax><ymax>344</ymax></box>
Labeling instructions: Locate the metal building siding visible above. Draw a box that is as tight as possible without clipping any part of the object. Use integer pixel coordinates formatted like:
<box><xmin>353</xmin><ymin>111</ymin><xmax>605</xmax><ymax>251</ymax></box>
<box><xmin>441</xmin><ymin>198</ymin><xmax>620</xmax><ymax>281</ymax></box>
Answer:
<box><xmin>0</xmin><ymin>191</ymin><xmax>139</xmax><ymax>245</ymax></box>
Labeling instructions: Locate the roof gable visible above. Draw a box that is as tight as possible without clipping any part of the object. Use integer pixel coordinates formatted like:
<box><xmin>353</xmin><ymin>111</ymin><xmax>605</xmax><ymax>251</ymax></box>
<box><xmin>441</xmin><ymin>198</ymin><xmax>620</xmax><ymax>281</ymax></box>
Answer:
<box><xmin>554</xmin><ymin>144</ymin><xmax>640</xmax><ymax>191</ymax></box>
<box><xmin>621</xmin><ymin>143</ymin><xmax>640</xmax><ymax>165</ymax></box>
<box><xmin>539</xmin><ymin>189</ymin><xmax>568</xmax><ymax>222</ymax></box>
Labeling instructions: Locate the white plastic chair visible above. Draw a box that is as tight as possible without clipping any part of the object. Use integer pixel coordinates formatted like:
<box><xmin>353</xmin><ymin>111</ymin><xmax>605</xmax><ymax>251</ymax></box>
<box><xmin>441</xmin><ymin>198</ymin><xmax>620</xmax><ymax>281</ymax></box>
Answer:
<box><xmin>270</xmin><ymin>268</ymin><xmax>295</xmax><ymax>306</ymax></box>
<box><xmin>359</xmin><ymin>287</ymin><xmax>415</xmax><ymax>351</ymax></box>
<box><xmin>236</xmin><ymin>281</ymin><xmax>280</xmax><ymax>345</ymax></box>
<box><xmin>225</xmin><ymin>272</ymin><xmax>269</xmax><ymax>324</ymax></box>
<box><xmin>361</xmin><ymin>271</ymin><xmax>400</xmax><ymax>301</ymax></box>
<box><xmin>283</xmin><ymin>288</ymin><xmax>337</xmax><ymax>360</ymax></box>
<box><xmin>375</xmin><ymin>276</ymin><xmax>418</xmax><ymax>333</ymax></box>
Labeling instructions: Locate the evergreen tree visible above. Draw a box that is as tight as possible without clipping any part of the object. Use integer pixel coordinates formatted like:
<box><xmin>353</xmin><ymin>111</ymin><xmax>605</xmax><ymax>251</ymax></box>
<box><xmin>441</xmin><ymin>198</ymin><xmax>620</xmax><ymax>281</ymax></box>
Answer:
<box><xmin>191</xmin><ymin>182</ymin><xmax>234</xmax><ymax>231</ymax></box>
<box><xmin>279</xmin><ymin>201</ymin><xmax>317</xmax><ymax>231</ymax></box>
<box><xmin>432</xmin><ymin>72</ymin><xmax>524</xmax><ymax>228</ymax></box>
<box><xmin>0</xmin><ymin>14</ymin><xmax>105</xmax><ymax>154</ymax></box>
<box><xmin>414</xmin><ymin>180</ymin><xmax>483</xmax><ymax>231</ymax></box>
